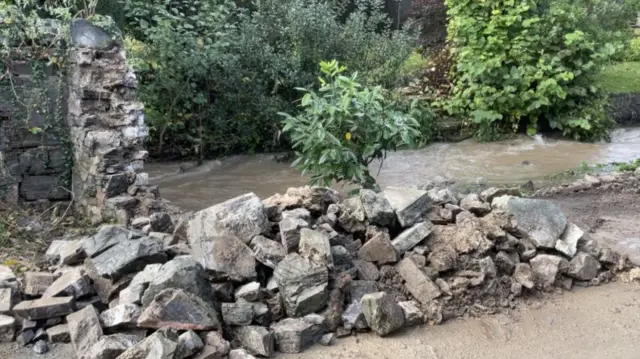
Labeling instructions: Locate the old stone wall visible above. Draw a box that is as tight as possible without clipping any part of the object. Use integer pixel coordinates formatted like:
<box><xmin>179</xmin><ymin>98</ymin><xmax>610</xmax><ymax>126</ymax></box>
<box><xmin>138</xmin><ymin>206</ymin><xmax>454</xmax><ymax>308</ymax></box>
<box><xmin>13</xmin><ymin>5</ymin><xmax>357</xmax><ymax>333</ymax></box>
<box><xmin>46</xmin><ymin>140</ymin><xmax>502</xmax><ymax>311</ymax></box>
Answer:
<box><xmin>0</xmin><ymin>63</ymin><xmax>70</xmax><ymax>204</ymax></box>
<box><xmin>66</xmin><ymin>20</ymin><xmax>158</xmax><ymax>224</ymax></box>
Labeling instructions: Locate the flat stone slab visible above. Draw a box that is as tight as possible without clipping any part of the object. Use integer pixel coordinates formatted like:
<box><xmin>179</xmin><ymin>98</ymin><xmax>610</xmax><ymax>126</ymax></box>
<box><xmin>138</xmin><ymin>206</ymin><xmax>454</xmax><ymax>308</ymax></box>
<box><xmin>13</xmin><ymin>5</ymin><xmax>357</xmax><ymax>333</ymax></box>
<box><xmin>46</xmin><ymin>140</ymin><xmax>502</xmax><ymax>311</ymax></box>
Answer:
<box><xmin>186</xmin><ymin>193</ymin><xmax>269</xmax><ymax>244</ymax></box>
<box><xmin>88</xmin><ymin>237</ymin><xmax>167</xmax><ymax>279</ymax></box>
<box><xmin>100</xmin><ymin>303</ymin><xmax>141</xmax><ymax>329</ymax></box>
<box><xmin>67</xmin><ymin>305</ymin><xmax>104</xmax><ymax>357</ymax></box>
<box><xmin>13</xmin><ymin>296</ymin><xmax>76</xmax><ymax>320</ymax></box>
<box><xmin>233</xmin><ymin>326</ymin><xmax>275</xmax><ymax>357</ymax></box>
<box><xmin>42</xmin><ymin>267</ymin><xmax>93</xmax><ymax>298</ymax></box>
<box><xmin>396</xmin><ymin>258</ymin><xmax>441</xmax><ymax>305</ymax></box>
<box><xmin>271</xmin><ymin>314</ymin><xmax>326</xmax><ymax>354</ymax></box>
<box><xmin>23</xmin><ymin>272</ymin><xmax>59</xmax><ymax>296</ymax></box>
<box><xmin>383</xmin><ymin>186</ymin><xmax>431</xmax><ymax>228</ymax></box>
<box><xmin>188</xmin><ymin>234</ymin><xmax>257</xmax><ymax>281</ymax></box>
<box><xmin>137</xmin><ymin>288</ymin><xmax>221</xmax><ymax>331</ymax></box>
<box><xmin>391</xmin><ymin>221</ymin><xmax>433</xmax><ymax>255</ymax></box>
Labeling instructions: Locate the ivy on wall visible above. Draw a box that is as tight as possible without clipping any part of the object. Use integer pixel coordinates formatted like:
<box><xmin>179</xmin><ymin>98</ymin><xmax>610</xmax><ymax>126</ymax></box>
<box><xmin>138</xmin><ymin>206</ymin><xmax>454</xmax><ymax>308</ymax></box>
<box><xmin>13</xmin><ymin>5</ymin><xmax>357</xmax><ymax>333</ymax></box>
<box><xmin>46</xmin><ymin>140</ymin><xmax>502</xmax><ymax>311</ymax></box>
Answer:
<box><xmin>0</xmin><ymin>0</ymin><xmax>119</xmax><ymax>199</ymax></box>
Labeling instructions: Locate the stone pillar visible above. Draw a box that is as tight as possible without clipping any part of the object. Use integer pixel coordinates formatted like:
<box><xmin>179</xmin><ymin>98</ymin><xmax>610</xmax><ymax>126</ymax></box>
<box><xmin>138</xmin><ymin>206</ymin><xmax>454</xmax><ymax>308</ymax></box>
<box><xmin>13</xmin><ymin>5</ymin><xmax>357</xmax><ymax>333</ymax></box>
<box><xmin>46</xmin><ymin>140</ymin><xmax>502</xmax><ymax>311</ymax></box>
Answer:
<box><xmin>66</xmin><ymin>20</ymin><xmax>150</xmax><ymax>224</ymax></box>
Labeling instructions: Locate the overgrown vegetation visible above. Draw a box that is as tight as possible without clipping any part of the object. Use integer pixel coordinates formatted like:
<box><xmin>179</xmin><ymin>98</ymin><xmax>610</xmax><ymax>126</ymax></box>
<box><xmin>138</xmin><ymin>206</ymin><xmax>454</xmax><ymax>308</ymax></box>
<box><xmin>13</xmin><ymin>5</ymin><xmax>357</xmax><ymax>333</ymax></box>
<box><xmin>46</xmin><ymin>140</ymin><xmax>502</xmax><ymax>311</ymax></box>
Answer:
<box><xmin>280</xmin><ymin>60</ymin><xmax>426</xmax><ymax>190</ymax></box>
<box><xmin>122</xmin><ymin>0</ymin><xmax>418</xmax><ymax>159</ymax></box>
<box><xmin>441</xmin><ymin>0</ymin><xmax>639</xmax><ymax>141</ymax></box>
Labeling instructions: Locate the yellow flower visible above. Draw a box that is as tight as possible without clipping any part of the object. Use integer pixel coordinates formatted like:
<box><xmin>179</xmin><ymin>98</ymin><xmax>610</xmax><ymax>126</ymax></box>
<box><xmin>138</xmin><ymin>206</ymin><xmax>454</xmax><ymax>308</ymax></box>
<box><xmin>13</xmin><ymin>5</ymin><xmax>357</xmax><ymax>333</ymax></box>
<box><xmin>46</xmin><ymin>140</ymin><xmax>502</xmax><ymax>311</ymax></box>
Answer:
<box><xmin>345</xmin><ymin>132</ymin><xmax>352</xmax><ymax>141</ymax></box>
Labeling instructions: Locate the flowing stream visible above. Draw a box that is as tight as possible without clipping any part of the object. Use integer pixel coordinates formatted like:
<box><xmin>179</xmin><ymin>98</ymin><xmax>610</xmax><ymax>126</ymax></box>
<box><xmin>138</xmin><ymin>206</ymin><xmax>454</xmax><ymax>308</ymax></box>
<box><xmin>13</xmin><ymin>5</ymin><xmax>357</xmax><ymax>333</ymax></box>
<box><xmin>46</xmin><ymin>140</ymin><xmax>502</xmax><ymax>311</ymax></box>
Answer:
<box><xmin>146</xmin><ymin>127</ymin><xmax>640</xmax><ymax>211</ymax></box>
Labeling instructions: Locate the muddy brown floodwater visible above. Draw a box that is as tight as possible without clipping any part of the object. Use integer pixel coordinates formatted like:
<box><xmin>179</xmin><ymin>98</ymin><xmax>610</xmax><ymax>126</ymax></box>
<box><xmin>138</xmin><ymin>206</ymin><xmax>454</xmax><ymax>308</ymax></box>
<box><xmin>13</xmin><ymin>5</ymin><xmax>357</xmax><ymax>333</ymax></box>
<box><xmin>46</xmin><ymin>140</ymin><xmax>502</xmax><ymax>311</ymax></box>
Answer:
<box><xmin>146</xmin><ymin>127</ymin><xmax>640</xmax><ymax>211</ymax></box>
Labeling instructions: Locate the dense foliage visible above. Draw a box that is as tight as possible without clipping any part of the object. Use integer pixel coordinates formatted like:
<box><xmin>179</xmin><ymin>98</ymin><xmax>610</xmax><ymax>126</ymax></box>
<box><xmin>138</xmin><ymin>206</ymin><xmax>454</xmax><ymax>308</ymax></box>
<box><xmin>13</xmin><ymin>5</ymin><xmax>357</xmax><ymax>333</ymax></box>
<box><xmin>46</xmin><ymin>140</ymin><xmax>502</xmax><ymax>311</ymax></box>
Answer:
<box><xmin>121</xmin><ymin>0</ymin><xmax>418</xmax><ymax>159</ymax></box>
<box><xmin>280</xmin><ymin>60</ymin><xmax>424</xmax><ymax>189</ymax></box>
<box><xmin>443</xmin><ymin>0</ymin><xmax>640</xmax><ymax>141</ymax></box>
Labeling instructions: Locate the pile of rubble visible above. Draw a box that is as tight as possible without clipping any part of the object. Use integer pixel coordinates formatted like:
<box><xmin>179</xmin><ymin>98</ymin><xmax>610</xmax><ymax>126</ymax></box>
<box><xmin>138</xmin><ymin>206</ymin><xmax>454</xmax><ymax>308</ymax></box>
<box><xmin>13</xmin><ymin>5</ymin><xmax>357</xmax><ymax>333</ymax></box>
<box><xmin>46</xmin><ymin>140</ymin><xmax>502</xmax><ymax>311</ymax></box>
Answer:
<box><xmin>0</xmin><ymin>185</ymin><xmax>634</xmax><ymax>358</ymax></box>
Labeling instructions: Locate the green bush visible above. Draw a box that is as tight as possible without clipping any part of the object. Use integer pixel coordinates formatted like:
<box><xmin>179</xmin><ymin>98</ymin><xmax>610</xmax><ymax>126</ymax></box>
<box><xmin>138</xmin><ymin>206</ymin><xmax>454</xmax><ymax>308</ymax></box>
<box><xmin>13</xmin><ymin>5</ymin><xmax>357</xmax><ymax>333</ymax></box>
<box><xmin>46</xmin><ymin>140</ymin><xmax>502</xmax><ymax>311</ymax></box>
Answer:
<box><xmin>443</xmin><ymin>0</ymin><xmax>638</xmax><ymax>141</ymax></box>
<box><xmin>122</xmin><ymin>0</ymin><xmax>418</xmax><ymax>159</ymax></box>
<box><xmin>280</xmin><ymin>60</ymin><xmax>423</xmax><ymax>190</ymax></box>
<box><xmin>624</xmin><ymin>35</ymin><xmax>640</xmax><ymax>62</ymax></box>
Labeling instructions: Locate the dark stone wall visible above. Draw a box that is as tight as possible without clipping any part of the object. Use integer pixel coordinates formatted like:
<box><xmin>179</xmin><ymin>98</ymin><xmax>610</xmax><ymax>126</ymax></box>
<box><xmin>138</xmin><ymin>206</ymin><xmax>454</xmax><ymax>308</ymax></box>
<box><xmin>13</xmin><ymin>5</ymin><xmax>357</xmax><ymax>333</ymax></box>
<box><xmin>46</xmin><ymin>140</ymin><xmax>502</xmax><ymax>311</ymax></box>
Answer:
<box><xmin>0</xmin><ymin>65</ymin><xmax>70</xmax><ymax>204</ymax></box>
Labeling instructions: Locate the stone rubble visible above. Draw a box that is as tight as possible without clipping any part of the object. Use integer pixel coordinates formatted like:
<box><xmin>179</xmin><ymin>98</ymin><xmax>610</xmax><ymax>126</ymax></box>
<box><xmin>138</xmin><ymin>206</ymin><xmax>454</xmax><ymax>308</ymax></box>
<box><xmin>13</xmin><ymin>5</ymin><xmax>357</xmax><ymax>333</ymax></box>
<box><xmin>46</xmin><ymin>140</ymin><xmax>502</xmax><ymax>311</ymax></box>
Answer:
<box><xmin>1</xmin><ymin>184</ymin><xmax>637</xmax><ymax>358</ymax></box>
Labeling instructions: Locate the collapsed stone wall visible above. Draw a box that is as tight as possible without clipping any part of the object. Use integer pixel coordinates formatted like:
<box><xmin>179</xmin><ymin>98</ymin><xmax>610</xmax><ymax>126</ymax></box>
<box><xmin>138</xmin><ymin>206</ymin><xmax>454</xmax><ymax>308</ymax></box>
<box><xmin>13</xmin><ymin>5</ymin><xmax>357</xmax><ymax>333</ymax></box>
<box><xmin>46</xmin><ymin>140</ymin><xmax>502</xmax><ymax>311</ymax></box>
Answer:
<box><xmin>0</xmin><ymin>180</ymin><xmax>636</xmax><ymax>358</ymax></box>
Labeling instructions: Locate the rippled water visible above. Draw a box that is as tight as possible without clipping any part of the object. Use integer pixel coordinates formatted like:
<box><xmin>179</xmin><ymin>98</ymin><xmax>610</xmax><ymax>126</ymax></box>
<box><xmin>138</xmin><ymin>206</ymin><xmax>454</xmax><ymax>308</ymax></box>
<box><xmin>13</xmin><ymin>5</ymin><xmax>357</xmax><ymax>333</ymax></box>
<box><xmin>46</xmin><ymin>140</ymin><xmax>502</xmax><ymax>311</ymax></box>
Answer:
<box><xmin>146</xmin><ymin>127</ymin><xmax>640</xmax><ymax>211</ymax></box>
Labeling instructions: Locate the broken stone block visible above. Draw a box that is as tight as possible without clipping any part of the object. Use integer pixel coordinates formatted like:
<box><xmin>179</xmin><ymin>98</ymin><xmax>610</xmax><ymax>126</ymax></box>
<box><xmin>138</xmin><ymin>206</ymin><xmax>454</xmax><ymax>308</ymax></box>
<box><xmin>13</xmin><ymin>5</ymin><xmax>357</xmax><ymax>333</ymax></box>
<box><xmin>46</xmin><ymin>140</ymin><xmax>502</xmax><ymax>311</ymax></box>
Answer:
<box><xmin>201</xmin><ymin>331</ymin><xmax>230</xmax><ymax>356</ymax></box>
<box><xmin>319</xmin><ymin>333</ymin><xmax>333</xmax><ymax>346</ymax></box>
<box><xmin>494</xmin><ymin>197</ymin><xmax>567</xmax><ymax>248</ymax></box>
<box><xmin>495</xmin><ymin>251</ymin><xmax>518</xmax><ymax>275</ymax></box>
<box><xmin>353</xmin><ymin>260</ymin><xmax>380</xmax><ymax>281</ymax></box>
<box><xmin>99</xmin><ymin>303</ymin><xmax>141</xmax><ymax>329</ymax></box>
<box><xmin>330</xmin><ymin>245</ymin><xmax>351</xmax><ymax>267</ymax></box>
<box><xmin>86</xmin><ymin>333</ymin><xmax>142</xmax><ymax>359</ymax></box>
<box><xmin>274</xmin><ymin>254</ymin><xmax>329</xmax><ymax>317</ymax></box>
<box><xmin>24</xmin><ymin>272</ymin><xmax>59</xmax><ymax>296</ymax></box>
<box><xmin>279</xmin><ymin>217</ymin><xmax>309</xmax><ymax>252</ymax></box>
<box><xmin>116</xmin><ymin>328</ymin><xmax>179</xmax><ymax>359</ymax></box>
<box><xmin>33</xmin><ymin>339</ymin><xmax>49</xmax><ymax>354</ymax></box>
<box><xmin>350</xmin><ymin>280</ymin><xmax>379</xmax><ymax>303</ymax></box>
<box><xmin>229</xmin><ymin>349</ymin><xmax>257</xmax><ymax>359</ymax></box>
<box><xmin>233</xmin><ymin>326</ymin><xmax>275</xmax><ymax>357</ymax></box>
<box><xmin>82</xmin><ymin>225</ymin><xmax>133</xmax><ymax>258</ymax></box>
<box><xmin>89</xmin><ymin>237</ymin><xmax>167</xmax><ymax>279</ymax></box>
<box><xmin>383</xmin><ymin>186</ymin><xmax>431</xmax><ymax>228</ymax></box>
<box><xmin>512</xmin><ymin>263</ymin><xmax>534</xmax><ymax>289</ymax></box>
<box><xmin>391</xmin><ymin>222</ymin><xmax>433</xmax><ymax>255</ymax></box>
<box><xmin>555</xmin><ymin>223</ymin><xmax>584</xmax><ymax>258</ymax></box>
<box><xmin>459</xmin><ymin>193</ymin><xmax>491</xmax><ymax>216</ymax></box>
<box><xmin>140</xmin><ymin>256</ymin><xmax>214</xmax><ymax>308</ymax></box>
<box><xmin>46</xmin><ymin>240</ymin><xmax>86</xmax><ymax>265</ymax></box>
<box><xmin>251</xmin><ymin>236</ymin><xmax>286</xmax><ymax>269</ymax></box>
<box><xmin>13</xmin><ymin>296</ymin><xmax>76</xmax><ymax>320</ymax></box>
<box><xmin>118</xmin><ymin>264</ymin><xmax>163</xmax><ymax>305</ymax></box>
<box><xmin>338</xmin><ymin>198</ymin><xmax>366</xmax><ymax>234</ymax></box>
<box><xmin>33</xmin><ymin>328</ymin><xmax>47</xmax><ymax>342</ymax></box>
<box><xmin>177</xmin><ymin>330</ymin><xmax>204</xmax><ymax>359</ymax></box>
<box><xmin>42</xmin><ymin>267</ymin><xmax>93</xmax><ymax>299</ymax></box>
<box><xmin>67</xmin><ymin>305</ymin><xmax>104</xmax><ymax>357</ymax></box>
<box><xmin>299</xmin><ymin>228</ymin><xmax>332</xmax><ymax>266</ymax></box>
<box><xmin>0</xmin><ymin>315</ymin><xmax>15</xmax><ymax>342</ymax></box>
<box><xmin>186</xmin><ymin>193</ymin><xmax>270</xmax><ymax>244</ymax></box>
<box><xmin>361</xmin><ymin>292</ymin><xmax>405</xmax><ymax>336</ymax></box>
<box><xmin>150</xmin><ymin>212</ymin><xmax>174</xmax><ymax>233</ymax></box>
<box><xmin>188</xmin><ymin>234</ymin><xmax>256</xmax><ymax>281</ymax></box>
<box><xmin>282</xmin><ymin>208</ymin><xmax>312</xmax><ymax>223</ymax></box>
<box><xmin>358</xmin><ymin>232</ymin><xmax>399</xmax><ymax>264</ymax></box>
<box><xmin>342</xmin><ymin>300</ymin><xmax>368</xmax><ymax>331</ymax></box>
<box><xmin>131</xmin><ymin>217</ymin><xmax>150</xmax><ymax>229</ymax></box>
<box><xmin>360</xmin><ymin>189</ymin><xmax>395</xmax><ymax>227</ymax></box>
<box><xmin>480</xmin><ymin>187</ymin><xmax>521</xmax><ymax>203</ymax></box>
<box><xmin>428</xmin><ymin>247</ymin><xmax>458</xmax><ymax>272</ymax></box>
<box><xmin>479</xmin><ymin>256</ymin><xmax>497</xmax><ymax>278</ymax></box>
<box><xmin>398</xmin><ymin>300</ymin><xmax>424</xmax><ymax>327</ymax></box>
<box><xmin>235</xmin><ymin>282</ymin><xmax>261</xmax><ymax>302</ymax></box>
<box><xmin>599</xmin><ymin>248</ymin><xmax>620</xmax><ymax>266</ymax></box>
<box><xmin>396</xmin><ymin>258</ymin><xmax>441</xmax><ymax>305</ymax></box>
<box><xmin>221</xmin><ymin>301</ymin><xmax>255</xmax><ymax>326</ymax></box>
<box><xmin>0</xmin><ymin>288</ymin><xmax>12</xmax><ymax>314</ymax></box>
<box><xmin>16</xmin><ymin>329</ymin><xmax>34</xmax><ymax>346</ymax></box>
<box><xmin>530</xmin><ymin>254</ymin><xmax>565</xmax><ymax>287</ymax></box>
<box><xmin>568</xmin><ymin>252</ymin><xmax>601</xmax><ymax>281</ymax></box>
<box><xmin>46</xmin><ymin>324</ymin><xmax>70</xmax><ymax>343</ymax></box>
<box><xmin>138</xmin><ymin>288</ymin><xmax>220</xmax><ymax>331</ymax></box>
<box><xmin>271</xmin><ymin>315</ymin><xmax>326</xmax><ymax>354</ymax></box>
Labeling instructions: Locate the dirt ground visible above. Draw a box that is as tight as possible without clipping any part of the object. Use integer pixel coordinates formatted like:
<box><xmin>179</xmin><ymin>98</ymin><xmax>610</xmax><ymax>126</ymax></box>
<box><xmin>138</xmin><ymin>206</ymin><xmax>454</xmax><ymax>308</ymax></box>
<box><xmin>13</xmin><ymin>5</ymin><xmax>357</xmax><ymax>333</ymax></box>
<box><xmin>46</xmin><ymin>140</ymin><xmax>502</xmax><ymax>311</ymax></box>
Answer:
<box><xmin>2</xmin><ymin>186</ymin><xmax>640</xmax><ymax>359</ymax></box>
